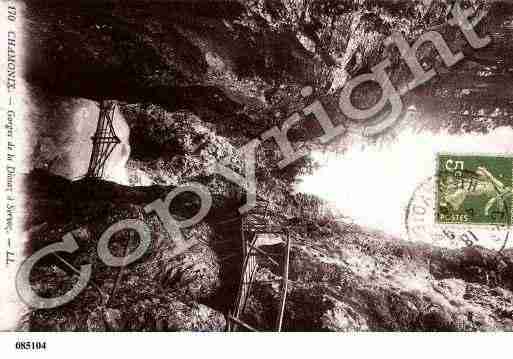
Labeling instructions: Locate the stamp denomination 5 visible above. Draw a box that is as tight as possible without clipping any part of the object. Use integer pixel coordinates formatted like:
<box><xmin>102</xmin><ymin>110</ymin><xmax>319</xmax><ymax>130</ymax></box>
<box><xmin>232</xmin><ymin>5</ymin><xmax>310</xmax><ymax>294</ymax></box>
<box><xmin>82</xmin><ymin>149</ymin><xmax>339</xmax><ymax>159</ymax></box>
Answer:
<box><xmin>436</xmin><ymin>154</ymin><xmax>513</xmax><ymax>227</ymax></box>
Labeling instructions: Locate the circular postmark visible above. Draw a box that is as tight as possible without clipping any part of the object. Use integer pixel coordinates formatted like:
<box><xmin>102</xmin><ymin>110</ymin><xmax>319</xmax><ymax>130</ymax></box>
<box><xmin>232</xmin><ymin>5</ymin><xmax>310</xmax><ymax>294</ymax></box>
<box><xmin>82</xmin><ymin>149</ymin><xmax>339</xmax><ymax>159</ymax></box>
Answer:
<box><xmin>405</xmin><ymin>176</ymin><xmax>511</xmax><ymax>251</ymax></box>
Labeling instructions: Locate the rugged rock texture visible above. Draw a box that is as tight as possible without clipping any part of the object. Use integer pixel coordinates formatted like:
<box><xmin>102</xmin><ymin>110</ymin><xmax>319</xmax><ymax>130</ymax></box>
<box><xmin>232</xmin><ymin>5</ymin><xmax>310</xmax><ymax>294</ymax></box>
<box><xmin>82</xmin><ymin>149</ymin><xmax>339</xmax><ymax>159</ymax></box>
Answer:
<box><xmin>25</xmin><ymin>88</ymin><xmax>131</xmax><ymax>182</ymax></box>
<box><xmin>21</xmin><ymin>0</ymin><xmax>513</xmax><ymax>331</ymax></box>
<box><xmin>245</xmin><ymin>227</ymin><xmax>513</xmax><ymax>331</ymax></box>
<box><xmin>24</xmin><ymin>0</ymin><xmax>513</xmax><ymax>187</ymax></box>
<box><xmin>22</xmin><ymin>171</ymin><xmax>513</xmax><ymax>331</ymax></box>
<box><xmin>26</xmin><ymin>0</ymin><xmax>513</xmax><ymax>142</ymax></box>
<box><xmin>23</xmin><ymin>171</ymin><xmax>231</xmax><ymax>331</ymax></box>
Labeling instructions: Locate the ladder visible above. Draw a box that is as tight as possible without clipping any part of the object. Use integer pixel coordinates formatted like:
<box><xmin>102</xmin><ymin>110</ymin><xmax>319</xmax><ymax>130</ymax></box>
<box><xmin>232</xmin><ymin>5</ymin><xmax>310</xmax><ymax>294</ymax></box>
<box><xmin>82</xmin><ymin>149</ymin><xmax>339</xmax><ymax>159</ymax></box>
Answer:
<box><xmin>227</xmin><ymin>213</ymin><xmax>293</xmax><ymax>332</ymax></box>
<box><xmin>86</xmin><ymin>100</ymin><xmax>121</xmax><ymax>179</ymax></box>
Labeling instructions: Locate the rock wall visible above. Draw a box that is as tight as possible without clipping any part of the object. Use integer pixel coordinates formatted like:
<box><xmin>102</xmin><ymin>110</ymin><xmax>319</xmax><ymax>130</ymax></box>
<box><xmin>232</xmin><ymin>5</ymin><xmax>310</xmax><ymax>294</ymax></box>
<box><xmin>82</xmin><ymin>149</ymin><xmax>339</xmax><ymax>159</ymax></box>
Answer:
<box><xmin>19</xmin><ymin>0</ymin><xmax>513</xmax><ymax>331</ymax></box>
<box><xmin>25</xmin><ymin>86</ymin><xmax>131</xmax><ymax>184</ymax></box>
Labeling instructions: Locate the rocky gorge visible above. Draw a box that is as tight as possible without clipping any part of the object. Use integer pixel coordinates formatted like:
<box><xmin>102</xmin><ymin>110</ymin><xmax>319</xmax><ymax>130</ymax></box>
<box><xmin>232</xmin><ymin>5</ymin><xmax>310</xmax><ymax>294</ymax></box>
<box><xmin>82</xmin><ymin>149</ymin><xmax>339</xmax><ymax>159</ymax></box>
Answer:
<box><xmin>18</xmin><ymin>0</ymin><xmax>513</xmax><ymax>331</ymax></box>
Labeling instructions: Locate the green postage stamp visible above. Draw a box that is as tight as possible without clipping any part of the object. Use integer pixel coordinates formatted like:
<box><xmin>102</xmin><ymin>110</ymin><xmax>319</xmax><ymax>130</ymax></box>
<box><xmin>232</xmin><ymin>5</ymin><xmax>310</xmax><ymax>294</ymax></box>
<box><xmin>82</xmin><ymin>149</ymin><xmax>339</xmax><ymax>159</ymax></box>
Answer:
<box><xmin>436</xmin><ymin>154</ymin><xmax>513</xmax><ymax>226</ymax></box>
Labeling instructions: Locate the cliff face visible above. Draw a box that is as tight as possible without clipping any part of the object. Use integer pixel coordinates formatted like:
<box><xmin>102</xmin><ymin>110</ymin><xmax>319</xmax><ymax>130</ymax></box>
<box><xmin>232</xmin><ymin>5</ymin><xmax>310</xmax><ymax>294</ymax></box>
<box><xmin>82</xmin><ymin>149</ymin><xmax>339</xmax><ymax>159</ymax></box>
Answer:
<box><xmin>25</xmin><ymin>89</ymin><xmax>131</xmax><ymax>183</ymax></box>
<box><xmin>23</xmin><ymin>171</ymin><xmax>513</xmax><ymax>331</ymax></box>
<box><xmin>25</xmin><ymin>0</ymin><xmax>513</xmax><ymax>180</ymax></box>
<box><xmin>21</xmin><ymin>0</ymin><xmax>513</xmax><ymax>331</ymax></box>
<box><xmin>26</xmin><ymin>0</ymin><xmax>513</xmax><ymax>139</ymax></box>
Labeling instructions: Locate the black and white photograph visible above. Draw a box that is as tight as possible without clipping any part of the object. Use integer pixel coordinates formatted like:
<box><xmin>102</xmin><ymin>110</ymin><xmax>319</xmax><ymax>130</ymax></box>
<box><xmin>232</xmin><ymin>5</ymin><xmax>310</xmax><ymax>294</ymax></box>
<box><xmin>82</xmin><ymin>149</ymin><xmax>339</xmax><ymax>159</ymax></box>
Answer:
<box><xmin>1</xmin><ymin>0</ymin><xmax>513</xmax><ymax>349</ymax></box>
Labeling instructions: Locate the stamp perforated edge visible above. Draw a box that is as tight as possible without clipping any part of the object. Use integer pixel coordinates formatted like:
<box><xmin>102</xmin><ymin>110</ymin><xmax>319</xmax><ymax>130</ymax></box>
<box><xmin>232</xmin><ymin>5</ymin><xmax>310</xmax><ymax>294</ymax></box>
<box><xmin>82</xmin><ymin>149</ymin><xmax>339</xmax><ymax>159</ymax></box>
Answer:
<box><xmin>434</xmin><ymin>152</ymin><xmax>513</xmax><ymax>228</ymax></box>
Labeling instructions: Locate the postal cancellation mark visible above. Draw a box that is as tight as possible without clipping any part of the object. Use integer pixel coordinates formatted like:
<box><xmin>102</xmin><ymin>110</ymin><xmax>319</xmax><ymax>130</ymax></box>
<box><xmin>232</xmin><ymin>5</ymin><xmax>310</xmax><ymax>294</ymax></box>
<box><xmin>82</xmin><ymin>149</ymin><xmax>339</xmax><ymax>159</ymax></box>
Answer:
<box><xmin>436</xmin><ymin>154</ymin><xmax>513</xmax><ymax>226</ymax></box>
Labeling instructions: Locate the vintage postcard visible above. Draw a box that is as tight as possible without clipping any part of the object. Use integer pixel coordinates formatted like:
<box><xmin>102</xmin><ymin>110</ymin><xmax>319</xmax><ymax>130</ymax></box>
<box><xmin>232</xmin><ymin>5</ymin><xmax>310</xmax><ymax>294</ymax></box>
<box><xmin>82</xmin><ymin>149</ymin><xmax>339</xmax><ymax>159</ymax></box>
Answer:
<box><xmin>1</xmin><ymin>0</ymin><xmax>513</xmax><ymax>348</ymax></box>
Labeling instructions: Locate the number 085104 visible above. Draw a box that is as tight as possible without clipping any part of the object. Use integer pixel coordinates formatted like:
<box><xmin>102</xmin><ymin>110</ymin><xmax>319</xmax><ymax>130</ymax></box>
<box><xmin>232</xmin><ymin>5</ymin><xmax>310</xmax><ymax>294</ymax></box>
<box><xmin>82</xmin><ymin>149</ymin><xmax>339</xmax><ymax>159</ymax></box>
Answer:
<box><xmin>15</xmin><ymin>341</ymin><xmax>47</xmax><ymax>350</ymax></box>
